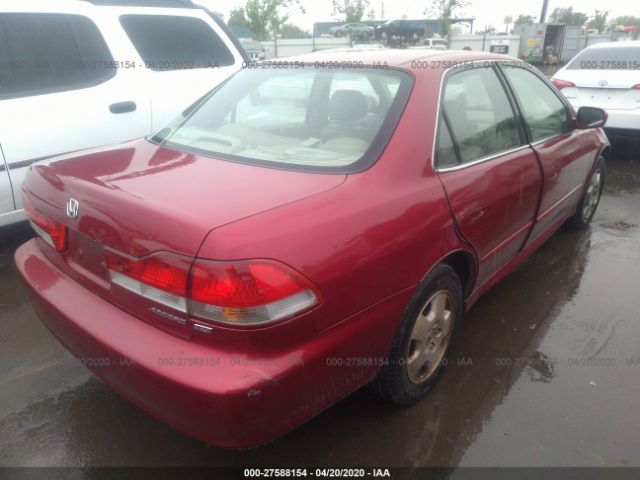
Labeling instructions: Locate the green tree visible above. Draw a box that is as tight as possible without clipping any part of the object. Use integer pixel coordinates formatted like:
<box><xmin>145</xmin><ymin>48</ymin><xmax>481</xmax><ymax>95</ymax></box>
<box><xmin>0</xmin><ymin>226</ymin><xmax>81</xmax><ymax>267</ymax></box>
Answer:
<box><xmin>280</xmin><ymin>23</ymin><xmax>311</xmax><ymax>38</ymax></box>
<box><xmin>514</xmin><ymin>14</ymin><xmax>535</xmax><ymax>26</ymax></box>
<box><xmin>228</xmin><ymin>0</ymin><xmax>304</xmax><ymax>41</ymax></box>
<box><xmin>548</xmin><ymin>7</ymin><xmax>588</xmax><ymax>26</ymax></box>
<box><xmin>608</xmin><ymin>15</ymin><xmax>640</xmax><ymax>29</ymax></box>
<box><xmin>332</xmin><ymin>0</ymin><xmax>369</xmax><ymax>23</ymax></box>
<box><xmin>425</xmin><ymin>0</ymin><xmax>469</xmax><ymax>35</ymax></box>
<box><xmin>228</xmin><ymin>7</ymin><xmax>249</xmax><ymax>27</ymax></box>
<box><xmin>586</xmin><ymin>10</ymin><xmax>609</xmax><ymax>33</ymax></box>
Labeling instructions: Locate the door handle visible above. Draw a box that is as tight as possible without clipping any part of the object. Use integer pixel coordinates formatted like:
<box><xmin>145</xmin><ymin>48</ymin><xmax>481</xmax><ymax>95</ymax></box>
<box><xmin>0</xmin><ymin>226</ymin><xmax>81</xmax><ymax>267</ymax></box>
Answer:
<box><xmin>109</xmin><ymin>101</ymin><xmax>137</xmax><ymax>114</ymax></box>
<box><xmin>462</xmin><ymin>209</ymin><xmax>484</xmax><ymax>225</ymax></box>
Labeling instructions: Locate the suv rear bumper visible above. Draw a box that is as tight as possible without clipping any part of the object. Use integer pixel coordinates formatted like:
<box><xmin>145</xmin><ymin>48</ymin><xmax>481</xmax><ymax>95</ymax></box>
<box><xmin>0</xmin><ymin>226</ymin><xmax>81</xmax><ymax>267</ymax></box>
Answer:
<box><xmin>15</xmin><ymin>239</ymin><xmax>408</xmax><ymax>447</ymax></box>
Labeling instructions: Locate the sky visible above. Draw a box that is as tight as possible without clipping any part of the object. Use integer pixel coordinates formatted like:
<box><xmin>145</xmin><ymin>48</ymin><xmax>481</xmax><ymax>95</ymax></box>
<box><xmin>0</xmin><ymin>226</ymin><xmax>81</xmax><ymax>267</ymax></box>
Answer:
<box><xmin>197</xmin><ymin>0</ymin><xmax>638</xmax><ymax>33</ymax></box>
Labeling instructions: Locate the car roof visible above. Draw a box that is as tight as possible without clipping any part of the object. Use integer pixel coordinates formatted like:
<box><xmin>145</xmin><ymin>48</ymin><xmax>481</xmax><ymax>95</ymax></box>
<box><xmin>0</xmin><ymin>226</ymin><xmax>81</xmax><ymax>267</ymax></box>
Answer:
<box><xmin>285</xmin><ymin>49</ymin><xmax>519</xmax><ymax>69</ymax></box>
<box><xmin>587</xmin><ymin>40</ymin><xmax>640</xmax><ymax>49</ymax></box>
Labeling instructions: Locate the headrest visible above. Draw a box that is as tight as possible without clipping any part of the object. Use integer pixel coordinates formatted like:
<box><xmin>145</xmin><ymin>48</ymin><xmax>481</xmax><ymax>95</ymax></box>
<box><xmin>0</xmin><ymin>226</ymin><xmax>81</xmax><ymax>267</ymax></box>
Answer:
<box><xmin>329</xmin><ymin>90</ymin><xmax>368</xmax><ymax>122</ymax></box>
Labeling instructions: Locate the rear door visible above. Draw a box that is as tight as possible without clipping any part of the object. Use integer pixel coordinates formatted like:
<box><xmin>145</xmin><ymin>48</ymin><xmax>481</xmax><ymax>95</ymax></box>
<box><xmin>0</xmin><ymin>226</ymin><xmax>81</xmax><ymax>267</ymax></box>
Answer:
<box><xmin>435</xmin><ymin>65</ymin><xmax>542</xmax><ymax>286</ymax></box>
<box><xmin>0</xmin><ymin>9</ymin><xmax>149</xmax><ymax>212</ymax></box>
<box><xmin>500</xmin><ymin>64</ymin><xmax>597</xmax><ymax>245</ymax></box>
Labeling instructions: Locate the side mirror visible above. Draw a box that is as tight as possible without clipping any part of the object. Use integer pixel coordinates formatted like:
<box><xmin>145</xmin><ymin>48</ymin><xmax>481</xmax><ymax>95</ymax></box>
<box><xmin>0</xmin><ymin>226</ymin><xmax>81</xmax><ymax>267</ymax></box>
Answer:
<box><xmin>576</xmin><ymin>106</ymin><xmax>607</xmax><ymax>129</ymax></box>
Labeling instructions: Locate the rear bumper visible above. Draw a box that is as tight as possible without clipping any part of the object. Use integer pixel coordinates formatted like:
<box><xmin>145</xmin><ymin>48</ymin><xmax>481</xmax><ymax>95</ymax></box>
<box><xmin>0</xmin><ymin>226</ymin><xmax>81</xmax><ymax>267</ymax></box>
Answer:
<box><xmin>569</xmin><ymin>101</ymin><xmax>640</xmax><ymax>131</ymax></box>
<box><xmin>603</xmin><ymin>109</ymin><xmax>640</xmax><ymax>131</ymax></box>
<box><xmin>15</xmin><ymin>239</ymin><xmax>409</xmax><ymax>447</ymax></box>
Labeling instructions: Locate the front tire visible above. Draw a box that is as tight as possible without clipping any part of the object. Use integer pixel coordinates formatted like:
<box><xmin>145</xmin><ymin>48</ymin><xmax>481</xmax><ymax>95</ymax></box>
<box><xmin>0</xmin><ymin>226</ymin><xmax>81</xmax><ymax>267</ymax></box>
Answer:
<box><xmin>570</xmin><ymin>156</ymin><xmax>605</xmax><ymax>228</ymax></box>
<box><xmin>370</xmin><ymin>264</ymin><xmax>462</xmax><ymax>405</ymax></box>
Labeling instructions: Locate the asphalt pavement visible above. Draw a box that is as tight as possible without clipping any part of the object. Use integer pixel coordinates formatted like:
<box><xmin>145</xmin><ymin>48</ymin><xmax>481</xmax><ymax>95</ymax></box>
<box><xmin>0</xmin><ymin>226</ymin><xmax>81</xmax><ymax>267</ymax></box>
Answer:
<box><xmin>1</xmin><ymin>148</ymin><xmax>639</xmax><ymax>468</ymax></box>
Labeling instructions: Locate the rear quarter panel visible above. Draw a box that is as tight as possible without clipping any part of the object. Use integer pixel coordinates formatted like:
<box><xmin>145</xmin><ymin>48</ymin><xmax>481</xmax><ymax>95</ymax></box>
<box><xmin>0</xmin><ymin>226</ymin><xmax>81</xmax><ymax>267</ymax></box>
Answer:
<box><xmin>196</xmin><ymin>67</ymin><xmax>471</xmax><ymax>334</ymax></box>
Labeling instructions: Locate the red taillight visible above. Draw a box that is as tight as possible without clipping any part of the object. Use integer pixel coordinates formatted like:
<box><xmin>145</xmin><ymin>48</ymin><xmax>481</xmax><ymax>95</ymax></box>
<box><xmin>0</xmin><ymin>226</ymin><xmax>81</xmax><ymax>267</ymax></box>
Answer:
<box><xmin>551</xmin><ymin>78</ymin><xmax>575</xmax><ymax>90</ymax></box>
<box><xmin>190</xmin><ymin>260</ymin><xmax>318</xmax><ymax>326</ymax></box>
<box><xmin>105</xmin><ymin>252</ymin><xmax>319</xmax><ymax>326</ymax></box>
<box><xmin>23</xmin><ymin>193</ymin><xmax>67</xmax><ymax>252</ymax></box>
<box><xmin>105</xmin><ymin>251</ymin><xmax>188</xmax><ymax>297</ymax></box>
<box><xmin>106</xmin><ymin>251</ymin><xmax>191</xmax><ymax>312</ymax></box>
<box><xmin>191</xmin><ymin>261</ymin><xmax>308</xmax><ymax>308</ymax></box>
<box><xmin>632</xmin><ymin>84</ymin><xmax>640</xmax><ymax>89</ymax></box>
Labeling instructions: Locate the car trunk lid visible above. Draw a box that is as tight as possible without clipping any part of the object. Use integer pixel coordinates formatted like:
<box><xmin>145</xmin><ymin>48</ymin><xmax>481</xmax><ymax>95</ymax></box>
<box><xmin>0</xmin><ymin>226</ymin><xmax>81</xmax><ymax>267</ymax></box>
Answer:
<box><xmin>23</xmin><ymin>139</ymin><xmax>345</xmax><ymax>337</ymax></box>
<box><xmin>558</xmin><ymin>70</ymin><xmax>640</xmax><ymax>110</ymax></box>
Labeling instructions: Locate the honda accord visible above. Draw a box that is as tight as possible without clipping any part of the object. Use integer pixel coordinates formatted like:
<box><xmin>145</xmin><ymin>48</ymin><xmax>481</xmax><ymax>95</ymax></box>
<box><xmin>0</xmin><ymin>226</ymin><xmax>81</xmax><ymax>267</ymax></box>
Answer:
<box><xmin>16</xmin><ymin>49</ymin><xmax>609</xmax><ymax>447</ymax></box>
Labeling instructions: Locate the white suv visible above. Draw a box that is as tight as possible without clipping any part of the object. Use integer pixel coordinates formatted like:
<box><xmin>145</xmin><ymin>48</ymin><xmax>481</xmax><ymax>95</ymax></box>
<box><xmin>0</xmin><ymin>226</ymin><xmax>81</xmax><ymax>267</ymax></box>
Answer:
<box><xmin>0</xmin><ymin>0</ymin><xmax>246</xmax><ymax>226</ymax></box>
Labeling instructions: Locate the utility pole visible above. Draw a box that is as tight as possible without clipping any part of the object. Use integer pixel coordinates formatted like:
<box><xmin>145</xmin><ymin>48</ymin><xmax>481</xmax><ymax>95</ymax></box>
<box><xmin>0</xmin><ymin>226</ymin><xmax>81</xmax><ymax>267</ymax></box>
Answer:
<box><xmin>539</xmin><ymin>0</ymin><xmax>549</xmax><ymax>23</ymax></box>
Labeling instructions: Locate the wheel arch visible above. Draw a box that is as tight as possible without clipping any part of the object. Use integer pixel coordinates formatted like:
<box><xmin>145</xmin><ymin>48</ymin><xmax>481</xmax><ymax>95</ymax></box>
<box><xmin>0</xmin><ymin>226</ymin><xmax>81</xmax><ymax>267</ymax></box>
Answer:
<box><xmin>421</xmin><ymin>248</ymin><xmax>477</xmax><ymax>300</ymax></box>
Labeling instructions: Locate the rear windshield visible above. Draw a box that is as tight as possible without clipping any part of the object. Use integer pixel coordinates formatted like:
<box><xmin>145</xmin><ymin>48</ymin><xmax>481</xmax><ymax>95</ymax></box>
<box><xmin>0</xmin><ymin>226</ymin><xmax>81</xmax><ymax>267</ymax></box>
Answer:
<box><xmin>150</xmin><ymin>67</ymin><xmax>413</xmax><ymax>173</ymax></box>
<box><xmin>566</xmin><ymin>46</ymin><xmax>640</xmax><ymax>70</ymax></box>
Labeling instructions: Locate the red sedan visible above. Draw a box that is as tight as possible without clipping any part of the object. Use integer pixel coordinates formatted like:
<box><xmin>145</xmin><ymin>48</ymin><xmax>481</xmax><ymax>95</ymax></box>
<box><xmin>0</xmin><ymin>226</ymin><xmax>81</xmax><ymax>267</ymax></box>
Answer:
<box><xmin>16</xmin><ymin>50</ymin><xmax>609</xmax><ymax>447</ymax></box>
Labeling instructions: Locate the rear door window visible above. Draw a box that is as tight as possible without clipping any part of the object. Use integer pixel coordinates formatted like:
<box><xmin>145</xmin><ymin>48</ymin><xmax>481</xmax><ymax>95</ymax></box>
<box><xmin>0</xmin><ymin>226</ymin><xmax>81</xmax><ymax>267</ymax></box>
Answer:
<box><xmin>437</xmin><ymin>66</ymin><xmax>522</xmax><ymax>167</ymax></box>
<box><xmin>501</xmin><ymin>66</ymin><xmax>569</xmax><ymax>142</ymax></box>
<box><xmin>120</xmin><ymin>15</ymin><xmax>235</xmax><ymax>71</ymax></box>
<box><xmin>0</xmin><ymin>13</ymin><xmax>114</xmax><ymax>99</ymax></box>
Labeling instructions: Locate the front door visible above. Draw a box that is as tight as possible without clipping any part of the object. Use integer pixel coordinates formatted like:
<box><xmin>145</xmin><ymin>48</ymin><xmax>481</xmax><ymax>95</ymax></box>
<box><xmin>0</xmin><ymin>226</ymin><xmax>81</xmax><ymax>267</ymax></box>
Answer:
<box><xmin>434</xmin><ymin>65</ymin><xmax>542</xmax><ymax>286</ymax></box>
<box><xmin>499</xmin><ymin>65</ymin><xmax>598</xmax><ymax>244</ymax></box>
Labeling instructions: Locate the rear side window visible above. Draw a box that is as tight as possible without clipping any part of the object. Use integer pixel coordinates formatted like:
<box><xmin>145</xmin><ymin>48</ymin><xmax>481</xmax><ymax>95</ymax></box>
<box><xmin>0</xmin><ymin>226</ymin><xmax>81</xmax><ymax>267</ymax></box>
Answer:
<box><xmin>435</xmin><ymin>115</ymin><xmax>458</xmax><ymax>168</ymax></box>
<box><xmin>0</xmin><ymin>13</ymin><xmax>114</xmax><ymax>100</ymax></box>
<box><xmin>501</xmin><ymin>66</ymin><xmax>569</xmax><ymax>142</ymax></box>
<box><xmin>437</xmin><ymin>67</ymin><xmax>522</xmax><ymax>166</ymax></box>
<box><xmin>120</xmin><ymin>15</ymin><xmax>234</xmax><ymax>71</ymax></box>
<box><xmin>566</xmin><ymin>46</ymin><xmax>640</xmax><ymax>70</ymax></box>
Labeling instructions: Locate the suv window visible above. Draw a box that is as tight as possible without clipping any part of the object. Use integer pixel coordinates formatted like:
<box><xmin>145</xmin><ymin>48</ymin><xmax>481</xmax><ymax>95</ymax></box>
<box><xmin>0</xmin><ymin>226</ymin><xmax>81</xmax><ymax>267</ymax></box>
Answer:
<box><xmin>501</xmin><ymin>66</ymin><xmax>569</xmax><ymax>142</ymax></box>
<box><xmin>438</xmin><ymin>67</ymin><xmax>521</xmax><ymax>166</ymax></box>
<box><xmin>0</xmin><ymin>13</ymin><xmax>114</xmax><ymax>100</ymax></box>
<box><xmin>120</xmin><ymin>15</ymin><xmax>234</xmax><ymax>71</ymax></box>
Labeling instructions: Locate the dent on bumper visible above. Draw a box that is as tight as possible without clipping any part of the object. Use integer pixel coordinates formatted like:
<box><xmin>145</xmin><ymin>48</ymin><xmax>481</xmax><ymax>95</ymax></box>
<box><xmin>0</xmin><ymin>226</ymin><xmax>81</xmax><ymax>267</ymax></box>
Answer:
<box><xmin>15</xmin><ymin>239</ymin><xmax>410</xmax><ymax>447</ymax></box>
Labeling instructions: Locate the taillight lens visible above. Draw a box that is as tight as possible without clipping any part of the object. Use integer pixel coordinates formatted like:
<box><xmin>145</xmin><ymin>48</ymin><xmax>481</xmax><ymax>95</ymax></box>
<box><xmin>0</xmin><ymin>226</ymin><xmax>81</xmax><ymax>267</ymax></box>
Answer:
<box><xmin>632</xmin><ymin>84</ymin><xmax>640</xmax><ymax>89</ymax></box>
<box><xmin>106</xmin><ymin>251</ymin><xmax>191</xmax><ymax>312</ymax></box>
<box><xmin>23</xmin><ymin>193</ymin><xmax>67</xmax><ymax>252</ymax></box>
<box><xmin>190</xmin><ymin>260</ymin><xmax>318</xmax><ymax>326</ymax></box>
<box><xmin>551</xmin><ymin>78</ymin><xmax>575</xmax><ymax>90</ymax></box>
<box><xmin>105</xmin><ymin>251</ymin><xmax>319</xmax><ymax>326</ymax></box>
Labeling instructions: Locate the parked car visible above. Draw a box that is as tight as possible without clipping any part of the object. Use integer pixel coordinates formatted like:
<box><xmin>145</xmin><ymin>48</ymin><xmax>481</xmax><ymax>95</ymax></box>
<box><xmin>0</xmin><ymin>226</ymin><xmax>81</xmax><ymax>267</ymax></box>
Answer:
<box><xmin>409</xmin><ymin>38</ymin><xmax>448</xmax><ymax>50</ymax></box>
<box><xmin>377</xmin><ymin>19</ymin><xmax>425</xmax><ymax>39</ymax></box>
<box><xmin>551</xmin><ymin>41</ymin><xmax>640</xmax><ymax>140</ymax></box>
<box><xmin>328</xmin><ymin>22</ymin><xmax>374</xmax><ymax>38</ymax></box>
<box><xmin>240</xmin><ymin>38</ymin><xmax>267</xmax><ymax>60</ymax></box>
<box><xmin>0</xmin><ymin>0</ymin><xmax>246</xmax><ymax>227</ymax></box>
<box><xmin>16</xmin><ymin>49</ymin><xmax>609</xmax><ymax>448</ymax></box>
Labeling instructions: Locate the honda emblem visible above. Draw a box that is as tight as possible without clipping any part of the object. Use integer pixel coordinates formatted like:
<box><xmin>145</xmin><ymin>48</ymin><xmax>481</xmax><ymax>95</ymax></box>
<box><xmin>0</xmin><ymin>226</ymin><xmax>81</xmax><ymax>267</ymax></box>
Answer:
<box><xmin>66</xmin><ymin>198</ymin><xmax>79</xmax><ymax>219</ymax></box>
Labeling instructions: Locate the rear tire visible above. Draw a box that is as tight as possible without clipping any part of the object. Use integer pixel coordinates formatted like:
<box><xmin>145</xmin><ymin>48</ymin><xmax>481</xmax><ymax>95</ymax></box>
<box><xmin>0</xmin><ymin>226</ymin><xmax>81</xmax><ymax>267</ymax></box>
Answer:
<box><xmin>570</xmin><ymin>156</ymin><xmax>605</xmax><ymax>229</ymax></box>
<box><xmin>370</xmin><ymin>264</ymin><xmax>462</xmax><ymax>405</ymax></box>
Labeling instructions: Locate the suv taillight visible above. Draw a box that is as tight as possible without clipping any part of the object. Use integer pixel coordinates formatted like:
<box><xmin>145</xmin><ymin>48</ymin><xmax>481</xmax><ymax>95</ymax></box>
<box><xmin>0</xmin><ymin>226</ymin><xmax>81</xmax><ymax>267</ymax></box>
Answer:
<box><xmin>105</xmin><ymin>251</ymin><xmax>319</xmax><ymax>326</ymax></box>
<box><xmin>24</xmin><ymin>194</ymin><xmax>68</xmax><ymax>252</ymax></box>
<box><xmin>632</xmin><ymin>84</ymin><xmax>640</xmax><ymax>89</ymax></box>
